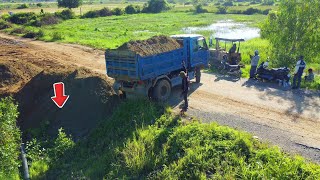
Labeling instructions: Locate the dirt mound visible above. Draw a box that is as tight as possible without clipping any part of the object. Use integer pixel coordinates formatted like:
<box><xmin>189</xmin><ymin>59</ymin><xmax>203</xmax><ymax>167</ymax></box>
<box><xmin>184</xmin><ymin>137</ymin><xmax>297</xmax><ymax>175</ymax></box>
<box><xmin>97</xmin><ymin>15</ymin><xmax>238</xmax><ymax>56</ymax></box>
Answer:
<box><xmin>0</xmin><ymin>36</ymin><xmax>118</xmax><ymax>140</ymax></box>
<box><xmin>16</xmin><ymin>68</ymin><xmax>118</xmax><ymax>140</ymax></box>
<box><xmin>0</xmin><ymin>61</ymin><xmax>42</xmax><ymax>95</ymax></box>
<box><xmin>118</xmin><ymin>35</ymin><xmax>182</xmax><ymax>57</ymax></box>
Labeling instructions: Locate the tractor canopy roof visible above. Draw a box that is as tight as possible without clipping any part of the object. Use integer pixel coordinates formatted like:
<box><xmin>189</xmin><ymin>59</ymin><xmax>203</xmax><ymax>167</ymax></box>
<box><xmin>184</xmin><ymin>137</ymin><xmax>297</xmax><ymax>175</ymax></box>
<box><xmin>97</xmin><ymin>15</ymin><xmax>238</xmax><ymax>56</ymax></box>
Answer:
<box><xmin>215</xmin><ymin>37</ymin><xmax>245</xmax><ymax>43</ymax></box>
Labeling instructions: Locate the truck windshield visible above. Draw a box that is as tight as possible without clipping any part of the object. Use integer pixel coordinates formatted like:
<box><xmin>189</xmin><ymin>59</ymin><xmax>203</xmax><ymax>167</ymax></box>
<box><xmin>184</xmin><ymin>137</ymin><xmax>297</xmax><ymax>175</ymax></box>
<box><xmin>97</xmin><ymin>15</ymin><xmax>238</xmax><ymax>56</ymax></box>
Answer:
<box><xmin>198</xmin><ymin>38</ymin><xmax>208</xmax><ymax>50</ymax></box>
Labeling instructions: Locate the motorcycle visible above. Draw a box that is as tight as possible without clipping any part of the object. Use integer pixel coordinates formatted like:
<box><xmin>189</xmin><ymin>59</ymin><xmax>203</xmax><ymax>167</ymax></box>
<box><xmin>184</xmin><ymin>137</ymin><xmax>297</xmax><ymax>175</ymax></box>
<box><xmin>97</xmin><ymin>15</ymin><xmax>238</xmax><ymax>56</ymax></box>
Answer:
<box><xmin>255</xmin><ymin>61</ymin><xmax>291</xmax><ymax>87</ymax></box>
<box><xmin>218</xmin><ymin>54</ymin><xmax>243</xmax><ymax>78</ymax></box>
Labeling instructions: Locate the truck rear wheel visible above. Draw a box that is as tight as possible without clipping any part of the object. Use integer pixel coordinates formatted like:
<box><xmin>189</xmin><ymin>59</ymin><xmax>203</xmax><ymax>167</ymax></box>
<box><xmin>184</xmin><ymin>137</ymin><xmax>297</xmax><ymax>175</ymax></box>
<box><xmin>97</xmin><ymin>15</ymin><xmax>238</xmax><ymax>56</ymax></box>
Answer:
<box><xmin>153</xmin><ymin>79</ymin><xmax>171</xmax><ymax>101</ymax></box>
<box><xmin>195</xmin><ymin>68</ymin><xmax>201</xmax><ymax>83</ymax></box>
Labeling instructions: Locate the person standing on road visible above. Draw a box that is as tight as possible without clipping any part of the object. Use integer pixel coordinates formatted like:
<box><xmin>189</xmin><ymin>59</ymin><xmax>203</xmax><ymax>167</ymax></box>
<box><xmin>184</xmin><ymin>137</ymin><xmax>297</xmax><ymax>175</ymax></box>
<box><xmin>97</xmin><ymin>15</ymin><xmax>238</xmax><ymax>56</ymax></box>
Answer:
<box><xmin>180</xmin><ymin>71</ymin><xmax>189</xmax><ymax>115</ymax></box>
<box><xmin>292</xmin><ymin>55</ymin><xmax>306</xmax><ymax>89</ymax></box>
<box><xmin>250</xmin><ymin>50</ymin><xmax>260</xmax><ymax>79</ymax></box>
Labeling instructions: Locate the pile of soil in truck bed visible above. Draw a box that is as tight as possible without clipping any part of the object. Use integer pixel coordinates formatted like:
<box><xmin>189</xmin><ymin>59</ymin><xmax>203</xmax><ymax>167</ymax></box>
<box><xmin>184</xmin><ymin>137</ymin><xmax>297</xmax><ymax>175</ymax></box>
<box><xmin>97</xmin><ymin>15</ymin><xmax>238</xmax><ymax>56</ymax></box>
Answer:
<box><xmin>117</xmin><ymin>35</ymin><xmax>182</xmax><ymax>57</ymax></box>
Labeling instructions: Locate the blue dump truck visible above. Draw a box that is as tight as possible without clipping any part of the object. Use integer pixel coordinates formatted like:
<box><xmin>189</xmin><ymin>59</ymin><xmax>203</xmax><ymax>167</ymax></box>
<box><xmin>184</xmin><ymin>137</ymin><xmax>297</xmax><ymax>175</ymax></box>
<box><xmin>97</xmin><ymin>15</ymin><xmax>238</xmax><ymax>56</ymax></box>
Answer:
<box><xmin>105</xmin><ymin>34</ymin><xmax>209</xmax><ymax>101</ymax></box>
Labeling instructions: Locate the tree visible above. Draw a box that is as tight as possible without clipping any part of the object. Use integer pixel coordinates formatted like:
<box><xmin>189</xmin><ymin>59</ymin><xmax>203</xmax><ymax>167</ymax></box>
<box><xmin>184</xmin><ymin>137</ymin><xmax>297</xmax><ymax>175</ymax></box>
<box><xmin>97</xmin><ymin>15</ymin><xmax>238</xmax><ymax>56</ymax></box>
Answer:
<box><xmin>261</xmin><ymin>0</ymin><xmax>320</xmax><ymax>67</ymax></box>
<box><xmin>143</xmin><ymin>0</ymin><xmax>171</xmax><ymax>13</ymax></box>
<box><xmin>57</xmin><ymin>0</ymin><xmax>82</xmax><ymax>9</ymax></box>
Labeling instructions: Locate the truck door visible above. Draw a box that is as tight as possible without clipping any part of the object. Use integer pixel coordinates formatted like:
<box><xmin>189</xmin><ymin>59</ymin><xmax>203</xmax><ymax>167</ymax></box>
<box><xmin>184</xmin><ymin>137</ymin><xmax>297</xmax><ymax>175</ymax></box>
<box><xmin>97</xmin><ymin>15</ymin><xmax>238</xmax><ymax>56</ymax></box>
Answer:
<box><xmin>190</xmin><ymin>37</ymin><xmax>209</xmax><ymax>67</ymax></box>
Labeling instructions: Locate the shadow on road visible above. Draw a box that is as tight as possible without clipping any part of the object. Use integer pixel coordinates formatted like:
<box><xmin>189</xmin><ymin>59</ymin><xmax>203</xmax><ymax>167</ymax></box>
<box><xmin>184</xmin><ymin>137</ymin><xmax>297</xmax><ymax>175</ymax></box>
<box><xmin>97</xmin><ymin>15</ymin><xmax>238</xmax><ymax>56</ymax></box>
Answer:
<box><xmin>168</xmin><ymin>81</ymin><xmax>203</xmax><ymax>108</ymax></box>
<box><xmin>205</xmin><ymin>71</ymin><xmax>241</xmax><ymax>82</ymax></box>
<box><xmin>241</xmin><ymin>78</ymin><xmax>320</xmax><ymax>121</ymax></box>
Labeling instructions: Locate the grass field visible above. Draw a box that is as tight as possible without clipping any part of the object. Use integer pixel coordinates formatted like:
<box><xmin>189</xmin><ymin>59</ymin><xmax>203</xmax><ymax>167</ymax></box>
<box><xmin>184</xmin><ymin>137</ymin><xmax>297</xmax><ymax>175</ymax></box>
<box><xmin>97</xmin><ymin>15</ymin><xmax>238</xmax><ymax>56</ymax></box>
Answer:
<box><xmin>25</xmin><ymin>100</ymin><xmax>320</xmax><ymax>179</ymax></box>
<box><xmin>14</xmin><ymin>12</ymin><xmax>265</xmax><ymax>49</ymax></box>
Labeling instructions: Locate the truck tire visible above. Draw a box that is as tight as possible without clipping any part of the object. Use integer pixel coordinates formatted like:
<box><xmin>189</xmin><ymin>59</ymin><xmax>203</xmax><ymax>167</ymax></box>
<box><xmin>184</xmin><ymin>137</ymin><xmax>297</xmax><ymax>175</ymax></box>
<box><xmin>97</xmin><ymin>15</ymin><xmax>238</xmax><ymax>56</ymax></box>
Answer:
<box><xmin>153</xmin><ymin>79</ymin><xmax>171</xmax><ymax>101</ymax></box>
<box><xmin>195</xmin><ymin>68</ymin><xmax>201</xmax><ymax>83</ymax></box>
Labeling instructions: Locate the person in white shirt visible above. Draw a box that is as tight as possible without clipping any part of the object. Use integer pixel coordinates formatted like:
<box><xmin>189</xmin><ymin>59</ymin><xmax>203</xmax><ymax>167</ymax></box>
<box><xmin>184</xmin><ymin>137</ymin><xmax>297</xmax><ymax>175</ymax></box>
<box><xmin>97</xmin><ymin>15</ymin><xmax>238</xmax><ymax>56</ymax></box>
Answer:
<box><xmin>250</xmin><ymin>50</ymin><xmax>260</xmax><ymax>79</ymax></box>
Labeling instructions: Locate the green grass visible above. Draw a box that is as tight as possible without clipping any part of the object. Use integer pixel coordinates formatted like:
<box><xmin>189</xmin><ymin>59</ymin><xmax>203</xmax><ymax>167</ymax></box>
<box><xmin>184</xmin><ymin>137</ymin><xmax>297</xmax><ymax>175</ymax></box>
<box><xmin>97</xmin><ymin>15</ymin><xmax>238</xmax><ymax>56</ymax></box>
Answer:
<box><xmin>26</xmin><ymin>100</ymin><xmax>320</xmax><ymax>179</ymax></box>
<box><xmin>12</xmin><ymin>12</ymin><xmax>265</xmax><ymax>49</ymax></box>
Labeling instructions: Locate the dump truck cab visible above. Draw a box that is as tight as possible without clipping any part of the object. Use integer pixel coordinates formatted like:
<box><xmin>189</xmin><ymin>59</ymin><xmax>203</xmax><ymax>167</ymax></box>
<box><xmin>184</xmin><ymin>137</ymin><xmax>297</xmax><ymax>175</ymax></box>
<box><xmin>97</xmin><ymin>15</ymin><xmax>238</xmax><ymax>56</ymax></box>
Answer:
<box><xmin>170</xmin><ymin>34</ymin><xmax>209</xmax><ymax>69</ymax></box>
<box><xmin>106</xmin><ymin>34</ymin><xmax>209</xmax><ymax>101</ymax></box>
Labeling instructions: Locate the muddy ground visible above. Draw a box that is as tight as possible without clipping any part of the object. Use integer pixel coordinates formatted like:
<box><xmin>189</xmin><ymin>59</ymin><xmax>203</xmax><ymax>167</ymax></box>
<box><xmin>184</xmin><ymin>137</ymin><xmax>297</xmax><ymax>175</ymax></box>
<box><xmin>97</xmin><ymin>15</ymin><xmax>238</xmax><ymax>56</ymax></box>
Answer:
<box><xmin>0</xmin><ymin>33</ymin><xmax>319</xmax><ymax>164</ymax></box>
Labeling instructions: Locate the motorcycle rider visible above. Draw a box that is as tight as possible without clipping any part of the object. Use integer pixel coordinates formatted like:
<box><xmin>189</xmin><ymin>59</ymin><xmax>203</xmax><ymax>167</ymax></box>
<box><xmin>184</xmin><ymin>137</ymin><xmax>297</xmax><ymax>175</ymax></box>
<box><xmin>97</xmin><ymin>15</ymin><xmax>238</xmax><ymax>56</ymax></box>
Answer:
<box><xmin>292</xmin><ymin>55</ymin><xmax>306</xmax><ymax>89</ymax></box>
<box><xmin>250</xmin><ymin>50</ymin><xmax>260</xmax><ymax>79</ymax></box>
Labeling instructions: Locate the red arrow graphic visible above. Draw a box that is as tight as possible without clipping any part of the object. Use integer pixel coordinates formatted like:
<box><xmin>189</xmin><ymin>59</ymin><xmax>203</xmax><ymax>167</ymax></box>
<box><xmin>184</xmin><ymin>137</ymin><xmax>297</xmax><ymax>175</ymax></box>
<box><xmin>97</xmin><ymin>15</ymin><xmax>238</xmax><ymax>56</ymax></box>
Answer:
<box><xmin>51</xmin><ymin>82</ymin><xmax>69</xmax><ymax>108</ymax></box>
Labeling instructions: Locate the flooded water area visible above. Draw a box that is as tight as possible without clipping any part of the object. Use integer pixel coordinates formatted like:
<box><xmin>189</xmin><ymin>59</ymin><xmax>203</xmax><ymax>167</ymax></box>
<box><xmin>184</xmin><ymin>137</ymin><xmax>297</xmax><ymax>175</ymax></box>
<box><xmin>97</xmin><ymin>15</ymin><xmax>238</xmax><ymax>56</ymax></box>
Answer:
<box><xmin>183</xmin><ymin>20</ymin><xmax>260</xmax><ymax>40</ymax></box>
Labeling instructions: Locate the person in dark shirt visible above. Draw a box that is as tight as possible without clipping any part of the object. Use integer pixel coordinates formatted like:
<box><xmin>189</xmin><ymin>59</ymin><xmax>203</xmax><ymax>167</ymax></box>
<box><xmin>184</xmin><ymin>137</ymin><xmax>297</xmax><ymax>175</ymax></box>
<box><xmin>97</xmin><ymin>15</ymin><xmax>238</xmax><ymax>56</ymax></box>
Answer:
<box><xmin>292</xmin><ymin>55</ymin><xmax>306</xmax><ymax>89</ymax></box>
<box><xmin>229</xmin><ymin>44</ymin><xmax>236</xmax><ymax>54</ymax></box>
<box><xmin>229</xmin><ymin>44</ymin><xmax>237</xmax><ymax>65</ymax></box>
<box><xmin>180</xmin><ymin>71</ymin><xmax>189</xmax><ymax>115</ymax></box>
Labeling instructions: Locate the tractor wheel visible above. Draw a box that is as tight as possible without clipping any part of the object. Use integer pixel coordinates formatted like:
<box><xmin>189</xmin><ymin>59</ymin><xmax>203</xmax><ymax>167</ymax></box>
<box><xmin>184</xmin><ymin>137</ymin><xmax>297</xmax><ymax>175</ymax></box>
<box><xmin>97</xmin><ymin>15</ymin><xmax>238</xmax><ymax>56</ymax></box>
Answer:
<box><xmin>153</xmin><ymin>79</ymin><xmax>171</xmax><ymax>101</ymax></box>
<box><xmin>195</xmin><ymin>68</ymin><xmax>201</xmax><ymax>83</ymax></box>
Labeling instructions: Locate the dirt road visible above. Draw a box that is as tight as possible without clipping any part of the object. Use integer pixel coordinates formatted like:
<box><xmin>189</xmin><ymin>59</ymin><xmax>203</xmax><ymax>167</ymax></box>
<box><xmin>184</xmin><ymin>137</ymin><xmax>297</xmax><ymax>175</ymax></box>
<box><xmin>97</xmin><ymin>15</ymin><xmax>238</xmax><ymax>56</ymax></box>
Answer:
<box><xmin>1</xmin><ymin>33</ymin><xmax>319</xmax><ymax>163</ymax></box>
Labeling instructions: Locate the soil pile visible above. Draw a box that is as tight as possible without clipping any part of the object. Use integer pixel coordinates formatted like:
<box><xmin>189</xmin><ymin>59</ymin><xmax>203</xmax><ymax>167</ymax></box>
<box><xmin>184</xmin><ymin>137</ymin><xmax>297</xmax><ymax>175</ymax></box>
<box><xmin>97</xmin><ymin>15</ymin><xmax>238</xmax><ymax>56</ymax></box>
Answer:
<box><xmin>118</xmin><ymin>35</ymin><xmax>182</xmax><ymax>57</ymax></box>
<box><xmin>16</xmin><ymin>68</ymin><xmax>118</xmax><ymax>140</ymax></box>
<box><xmin>0</xmin><ymin>36</ymin><xmax>118</xmax><ymax>140</ymax></box>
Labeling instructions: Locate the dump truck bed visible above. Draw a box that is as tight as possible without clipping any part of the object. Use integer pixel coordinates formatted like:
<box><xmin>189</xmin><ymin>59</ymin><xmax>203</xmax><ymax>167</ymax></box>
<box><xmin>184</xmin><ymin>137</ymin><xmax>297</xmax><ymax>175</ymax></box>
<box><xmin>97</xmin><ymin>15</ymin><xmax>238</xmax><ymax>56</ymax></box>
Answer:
<box><xmin>105</xmin><ymin>48</ymin><xmax>185</xmax><ymax>81</ymax></box>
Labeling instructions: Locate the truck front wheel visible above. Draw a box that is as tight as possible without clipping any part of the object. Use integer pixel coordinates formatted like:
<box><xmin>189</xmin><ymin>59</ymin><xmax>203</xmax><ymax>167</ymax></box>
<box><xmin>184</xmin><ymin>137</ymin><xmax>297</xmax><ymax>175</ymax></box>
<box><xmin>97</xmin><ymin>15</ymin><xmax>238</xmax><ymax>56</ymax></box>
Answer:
<box><xmin>195</xmin><ymin>68</ymin><xmax>201</xmax><ymax>83</ymax></box>
<box><xmin>153</xmin><ymin>79</ymin><xmax>171</xmax><ymax>101</ymax></box>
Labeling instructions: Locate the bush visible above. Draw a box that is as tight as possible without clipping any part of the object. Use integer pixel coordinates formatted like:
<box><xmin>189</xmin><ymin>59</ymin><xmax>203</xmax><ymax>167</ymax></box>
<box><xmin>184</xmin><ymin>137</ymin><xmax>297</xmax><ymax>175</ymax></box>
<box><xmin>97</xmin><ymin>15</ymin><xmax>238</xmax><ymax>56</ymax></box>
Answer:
<box><xmin>57</xmin><ymin>0</ymin><xmax>82</xmax><ymax>9</ymax></box>
<box><xmin>23</xmin><ymin>30</ymin><xmax>44</xmax><ymax>38</ymax></box>
<box><xmin>216</xmin><ymin>6</ymin><xmax>227</xmax><ymax>14</ymax></box>
<box><xmin>143</xmin><ymin>0</ymin><xmax>171</xmax><ymax>13</ymax></box>
<box><xmin>0</xmin><ymin>97</ymin><xmax>21</xmax><ymax>177</ymax></box>
<box><xmin>36</xmin><ymin>3</ymin><xmax>42</xmax><ymax>7</ymax></box>
<box><xmin>23</xmin><ymin>31</ymin><xmax>38</xmax><ymax>38</ymax></box>
<box><xmin>10</xmin><ymin>27</ymin><xmax>28</xmax><ymax>34</ymax></box>
<box><xmin>262</xmin><ymin>8</ymin><xmax>271</xmax><ymax>15</ymax></box>
<box><xmin>17</xmin><ymin>3</ymin><xmax>28</xmax><ymax>9</ymax></box>
<box><xmin>243</xmin><ymin>7</ymin><xmax>261</xmax><ymax>15</ymax></box>
<box><xmin>52</xmin><ymin>31</ymin><xmax>64</xmax><ymax>41</ymax></box>
<box><xmin>55</xmin><ymin>9</ymin><xmax>75</xmax><ymax>20</ymax></box>
<box><xmin>37</xmin><ymin>29</ymin><xmax>44</xmax><ymax>37</ymax></box>
<box><xmin>9</xmin><ymin>12</ymin><xmax>37</xmax><ymax>25</ymax></box>
<box><xmin>38</xmin><ymin>13</ymin><xmax>61</xmax><ymax>26</ymax></box>
<box><xmin>125</xmin><ymin>4</ymin><xmax>139</xmax><ymax>14</ymax></box>
<box><xmin>99</xmin><ymin>7</ymin><xmax>112</xmax><ymax>17</ymax></box>
<box><xmin>1</xmin><ymin>14</ymin><xmax>10</xmax><ymax>21</ymax></box>
<box><xmin>112</xmin><ymin>7</ymin><xmax>124</xmax><ymax>16</ymax></box>
<box><xmin>50</xmin><ymin>128</ymin><xmax>75</xmax><ymax>161</ymax></box>
<box><xmin>82</xmin><ymin>10</ymin><xmax>99</xmax><ymax>18</ymax></box>
<box><xmin>0</xmin><ymin>20</ymin><xmax>12</xmax><ymax>30</ymax></box>
<box><xmin>195</xmin><ymin>4</ymin><xmax>208</xmax><ymax>13</ymax></box>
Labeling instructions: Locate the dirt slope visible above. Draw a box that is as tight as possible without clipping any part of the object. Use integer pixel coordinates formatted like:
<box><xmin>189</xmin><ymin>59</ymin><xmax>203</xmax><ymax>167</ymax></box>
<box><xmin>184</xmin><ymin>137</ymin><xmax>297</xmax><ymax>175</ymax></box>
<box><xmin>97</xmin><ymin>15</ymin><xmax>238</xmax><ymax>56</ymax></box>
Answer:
<box><xmin>0</xmin><ymin>35</ymin><xmax>118</xmax><ymax>140</ymax></box>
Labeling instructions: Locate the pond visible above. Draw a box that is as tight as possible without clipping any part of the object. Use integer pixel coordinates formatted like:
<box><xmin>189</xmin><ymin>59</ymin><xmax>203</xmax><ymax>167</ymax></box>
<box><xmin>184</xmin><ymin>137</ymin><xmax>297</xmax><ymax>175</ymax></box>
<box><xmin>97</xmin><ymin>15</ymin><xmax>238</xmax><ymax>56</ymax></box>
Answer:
<box><xmin>182</xmin><ymin>20</ymin><xmax>260</xmax><ymax>40</ymax></box>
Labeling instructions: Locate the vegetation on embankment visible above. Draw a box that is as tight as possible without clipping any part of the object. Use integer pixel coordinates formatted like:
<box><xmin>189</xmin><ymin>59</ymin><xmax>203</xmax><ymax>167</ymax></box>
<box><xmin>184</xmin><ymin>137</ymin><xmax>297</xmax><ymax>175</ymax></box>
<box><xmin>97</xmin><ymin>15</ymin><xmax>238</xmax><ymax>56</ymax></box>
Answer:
<box><xmin>0</xmin><ymin>97</ymin><xmax>21</xmax><ymax>179</ymax></box>
<box><xmin>22</xmin><ymin>99</ymin><xmax>320</xmax><ymax>179</ymax></box>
